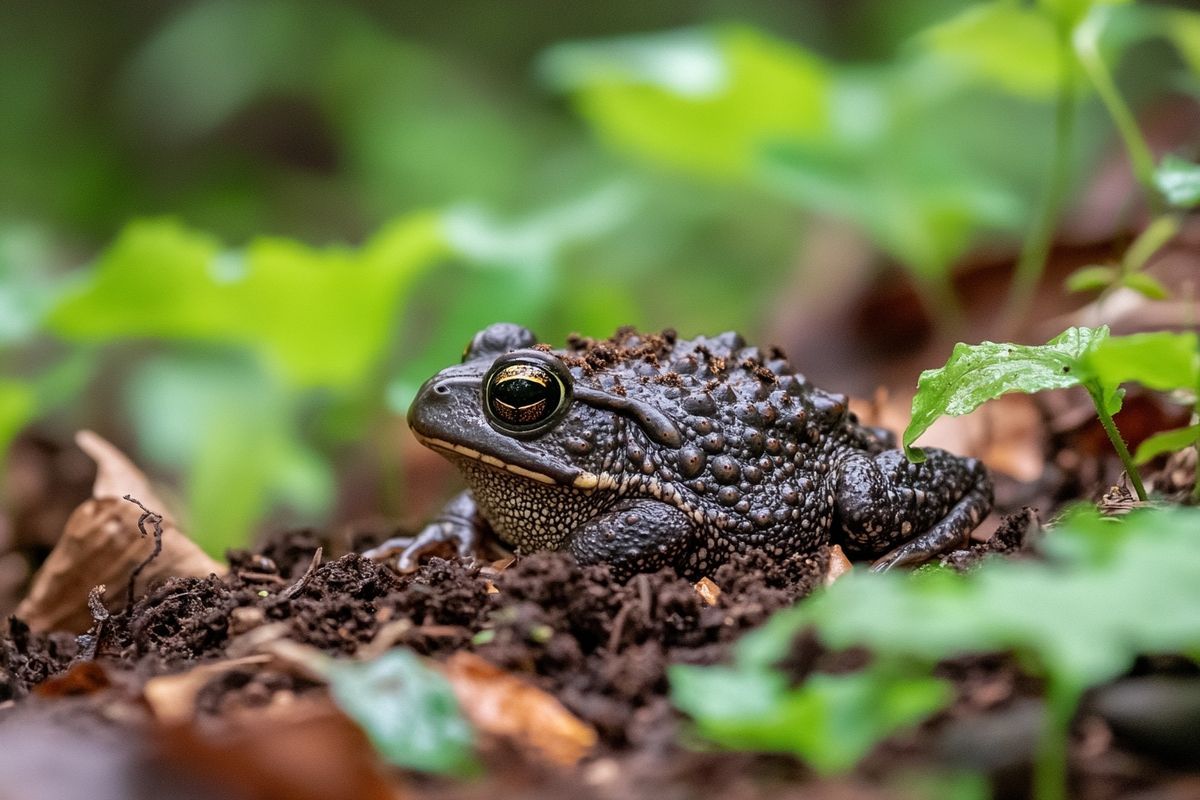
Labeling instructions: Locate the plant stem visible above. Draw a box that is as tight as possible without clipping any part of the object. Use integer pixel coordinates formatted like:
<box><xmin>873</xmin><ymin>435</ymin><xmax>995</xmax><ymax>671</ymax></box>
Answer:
<box><xmin>921</xmin><ymin>271</ymin><xmax>965</xmax><ymax>338</ymax></box>
<box><xmin>1086</xmin><ymin>384</ymin><xmax>1149</xmax><ymax>501</ymax></box>
<box><xmin>1074</xmin><ymin>7</ymin><xmax>1159</xmax><ymax>199</ymax></box>
<box><xmin>1032</xmin><ymin>679</ymin><xmax>1080</xmax><ymax>800</ymax></box>
<box><xmin>1005</xmin><ymin>23</ymin><xmax>1079</xmax><ymax>330</ymax></box>
<box><xmin>1193</xmin><ymin>400</ymin><xmax>1200</xmax><ymax>504</ymax></box>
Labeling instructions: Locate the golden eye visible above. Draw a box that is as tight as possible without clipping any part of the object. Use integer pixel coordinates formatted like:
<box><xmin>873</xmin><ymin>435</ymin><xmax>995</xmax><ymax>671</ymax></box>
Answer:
<box><xmin>483</xmin><ymin>356</ymin><xmax>572</xmax><ymax>434</ymax></box>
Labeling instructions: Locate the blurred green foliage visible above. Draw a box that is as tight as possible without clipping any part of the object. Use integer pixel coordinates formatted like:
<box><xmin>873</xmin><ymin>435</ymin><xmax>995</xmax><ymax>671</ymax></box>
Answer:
<box><xmin>1</xmin><ymin>0</ymin><xmax>1197</xmax><ymax>550</ymax></box>
<box><xmin>327</xmin><ymin>648</ymin><xmax>477</xmax><ymax>775</ymax></box>
<box><xmin>672</xmin><ymin>505</ymin><xmax>1200</xmax><ymax>800</ymax></box>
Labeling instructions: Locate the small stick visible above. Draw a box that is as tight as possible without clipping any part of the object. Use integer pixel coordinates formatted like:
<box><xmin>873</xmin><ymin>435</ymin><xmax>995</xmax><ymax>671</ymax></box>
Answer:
<box><xmin>79</xmin><ymin>585</ymin><xmax>110</xmax><ymax>661</ymax></box>
<box><xmin>122</xmin><ymin>494</ymin><xmax>165</xmax><ymax>613</ymax></box>
<box><xmin>278</xmin><ymin>547</ymin><xmax>324</xmax><ymax>601</ymax></box>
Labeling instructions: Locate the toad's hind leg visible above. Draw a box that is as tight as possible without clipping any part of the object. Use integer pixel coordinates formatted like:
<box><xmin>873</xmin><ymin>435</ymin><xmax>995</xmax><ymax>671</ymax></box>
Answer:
<box><xmin>568</xmin><ymin>499</ymin><xmax>696</xmax><ymax>580</ymax></box>
<box><xmin>832</xmin><ymin>449</ymin><xmax>992</xmax><ymax>571</ymax></box>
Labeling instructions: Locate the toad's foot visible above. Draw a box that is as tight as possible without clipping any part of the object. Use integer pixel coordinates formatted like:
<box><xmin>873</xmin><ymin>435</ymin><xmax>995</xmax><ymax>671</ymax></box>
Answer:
<box><xmin>363</xmin><ymin>490</ymin><xmax>482</xmax><ymax>572</ymax></box>
<box><xmin>832</xmin><ymin>448</ymin><xmax>992</xmax><ymax>572</ymax></box>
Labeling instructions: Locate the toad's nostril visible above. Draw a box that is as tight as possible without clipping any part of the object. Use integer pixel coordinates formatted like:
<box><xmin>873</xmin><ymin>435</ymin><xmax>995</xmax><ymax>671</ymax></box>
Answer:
<box><xmin>434</xmin><ymin>383</ymin><xmax>450</xmax><ymax>395</ymax></box>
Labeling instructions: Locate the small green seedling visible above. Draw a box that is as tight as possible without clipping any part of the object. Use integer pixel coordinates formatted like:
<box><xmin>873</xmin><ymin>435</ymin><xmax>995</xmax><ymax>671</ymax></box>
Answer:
<box><xmin>1064</xmin><ymin>214</ymin><xmax>1177</xmax><ymax>301</ymax></box>
<box><xmin>671</xmin><ymin>505</ymin><xmax>1200</xmax><ymax>800</ymax></box>
<box><xmin>905</xmin><ymin>326</ymin><xmax>1200</xmax><ymax>501</ymax></box>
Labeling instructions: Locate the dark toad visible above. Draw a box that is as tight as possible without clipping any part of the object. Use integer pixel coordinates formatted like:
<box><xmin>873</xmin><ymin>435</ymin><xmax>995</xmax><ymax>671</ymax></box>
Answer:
<box><xmin>368</xmin><ymin>323</ymin><xmax>992</xmax><ymax>578</ymax></box>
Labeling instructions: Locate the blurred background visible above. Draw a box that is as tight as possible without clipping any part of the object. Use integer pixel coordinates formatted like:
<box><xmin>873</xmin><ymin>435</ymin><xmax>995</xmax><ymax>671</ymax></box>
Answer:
<box><xmin>1</xmin><ymin>0</ymin><xmax>1198</xmax><ymax>587</ymax></box>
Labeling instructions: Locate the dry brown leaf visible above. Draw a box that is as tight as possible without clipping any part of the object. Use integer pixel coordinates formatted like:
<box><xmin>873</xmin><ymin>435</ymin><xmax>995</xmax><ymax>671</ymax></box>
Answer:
<box><xmin>156</xmin><ymin>696</ymin><xmax>398</xmax><ymax>800</ymax></box>
<box><xmin>143</xmin><ymin>655</ymin><xmax>273</xmax><ymax>725</ymax></box>
<box><xmin>825</xmin><ymin>544</ymin><xmax>853</xmax><ymax>586</ymax></box>
<box><xmin>443</xmin><ymin>651</ymin><xmax>597</xmax><ymax>767</ymax></box>
<box><xmin>15</xmin><ymin>431</ymin><xmax>225</xmax><ymax>633</ymax></box>
<box><xmin>32</xmin><ymin>661</ymin><xmax>111</xmax><ymax>698</ymax></box>
<box><xmin>693</xmin><ymin>576</ymin><xmax>721</xmax><ymax>606</ymax></box>
<box><xmin>850</xmin><ymin>389</ymin><xmax>1044</xmax><ymax>482</ymax></box>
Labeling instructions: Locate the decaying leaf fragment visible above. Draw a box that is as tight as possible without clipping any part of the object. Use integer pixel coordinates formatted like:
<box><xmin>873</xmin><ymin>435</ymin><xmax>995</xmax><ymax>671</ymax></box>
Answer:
<box><xmin>825</xmin><ymin>544</ymin><xmax>852</xmax><ymax>586</ymax></box>
<box><xmin>15</xmin><ymin>430</ymin><xmax>225</xmax><ymax>633</ymax></box>
<box><xmin>156</xmin><ymin>697</ymin><xmax>397</xmax><ymax>800</ymax></box>
<box><xmin>443</xmin><ymin>651</ymin><xmax>597</xmax><ymax>766</ymax></box>
<box><xmin>693</xmin><ymin>577</ymin><xmax>721</xmax><ymax>606</ymax></box>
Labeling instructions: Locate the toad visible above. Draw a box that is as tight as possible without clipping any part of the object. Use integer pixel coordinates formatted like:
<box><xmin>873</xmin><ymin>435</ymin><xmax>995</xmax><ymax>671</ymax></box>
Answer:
<box><xmin>368</xmin><ymin>323</ymin><xmax>992</xmax><ymax>578</ymax></box>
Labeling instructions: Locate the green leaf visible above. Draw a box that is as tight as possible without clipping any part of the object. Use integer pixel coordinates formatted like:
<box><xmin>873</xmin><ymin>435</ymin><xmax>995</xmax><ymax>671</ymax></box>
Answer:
<box><xmin>1064</xmin><ymin>264</ymin><xmax>1117</xmax><ymax>293</ymax></box>
<box><xmin>1120</xmin><ymin>272</ymin><xmax>1169</xmax><ymax>300</ymax></box>
<box><xmin>920</xmin><ymin>3</ymin><xmax>1060</xmax><ymax>99</ymax></box>
<box><xmin>677</xmin><ymin>508</ymin><xmax>1200</xmax><ymax>774</ymax></box>
<box><xmin>126</xmin><ymin>355</ymin><xmax>333</xmax><ymax>555</ymax></box>
<box><xmin>1082</xmin><ymin>331</ymin><xmax>1199</xmax><ymax>392</ymax></box>
<box><xmin>0</xmin><ymin>379</ymin><xmax>35</xmax><ymax>459</ymax></box>
<box><xmin>49</xmin><ymin>215</ymin><xmax>448</xmax><ymax>390</ymax></box>
<box><xmin>1154</xmin><ymin>155</ymin><xmax>1200</xmax><ymax>209</ymax></box>
<box><xmin>670</xmin><ymin>662</ymin><xmax>950</xmax><ymax>773</ymax></box>
<box><xmin>1134</xmin><ymin>424</ymin><xmax>1200</xmax><ymax>464</ymax></box>
<box><xmin>540</xmin><ymin>26</ymin><xmax>832</xmax><ymax>179</ymax></box>
<box><xmin>762</xmin><ymin>135</ymin><xmax>1020</xmax><ymax>282</ymax></box>
<box><xmin>904</xmin><ymin>326</ymin><xmax>1108</xmax><ymax>459</ymax></box>
<box><xmin>737</xmin><ymin>504</ymin><xmax>1200</xmax><ymax>695</ymax></box>
<box><xmin>1037</xmin><ymin>0</ymin><xmax>1132</xmax><ymax>29</ymax></box>
<box><xmin>327</xmin><ymin>649</ymin><xmax>476</xmax><ymax>775</ymax></box>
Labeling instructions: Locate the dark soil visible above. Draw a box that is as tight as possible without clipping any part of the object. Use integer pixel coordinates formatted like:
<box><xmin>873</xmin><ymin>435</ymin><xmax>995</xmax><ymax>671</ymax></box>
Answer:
<box><xmin>2</xmin><ymin>504</ymin><xmax>1197</xmax><ymax>800</ymax></box>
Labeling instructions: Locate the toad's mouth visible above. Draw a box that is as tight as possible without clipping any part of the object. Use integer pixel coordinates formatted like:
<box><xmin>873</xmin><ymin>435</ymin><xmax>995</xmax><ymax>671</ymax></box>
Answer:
<box><xmin>412</xmin><ymin>432</ymin><xmax>617</xmax><ymax>491</ymax></box>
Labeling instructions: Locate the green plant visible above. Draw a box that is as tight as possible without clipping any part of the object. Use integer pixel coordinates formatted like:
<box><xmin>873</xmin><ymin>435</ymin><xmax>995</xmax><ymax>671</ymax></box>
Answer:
<box><xmin>322</xmin><ymin>648</ymin><xmax>477</xmax><ymax>775</ymax></box>
<box><xmin>1064</xmin><ymin>214</ymin><xmax>1176</xmax><ymax>300</ymax></box>
<box><xmin>541</xmin><ymin>24</ymin><xmax>1036</xmax><ymax>321</ymax></box>
<box><xmin>905</xmin><ymin>326</ymin><xmax>1200</xmax><ymax>501</ymax></box>
<box><xmin>541</xmin><ymin>3</ymin><xmax>1200</xmax><ymax>327</ymax></box>
<box><xmin>1011</xmin><ymin>0</ymin><xmax>1200</xmax><ymax>320</ymax></box>
<box><xmin>671</xmin><ymin>660</ymin><xmax>950</xmax><ymax>773</ymax></box>
<box><xmin>38</xmin><ymin>215</ymin><xmax>448</xmax><ymax>551</ymax></box>
<box><xmin>671</xmin><ymin>505</ymin><xmax>1200</xmax><ymax>800</ymax></box>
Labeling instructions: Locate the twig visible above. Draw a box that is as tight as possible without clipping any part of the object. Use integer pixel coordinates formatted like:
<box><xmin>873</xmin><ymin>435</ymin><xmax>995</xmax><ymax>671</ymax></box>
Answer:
<box><xmin>122</xmin><ymin>494</ymin><xmax>164</xmax><ymax>613</ymax></box>
<box><xmin>78</xmin><ymin>585</ymin><xmax>111</xmax><ymax>661</ymax></box>
<box><xmin>278</xmin><ymin>547</ymin><xmax>324</xmax><ymax>601</ymax></box>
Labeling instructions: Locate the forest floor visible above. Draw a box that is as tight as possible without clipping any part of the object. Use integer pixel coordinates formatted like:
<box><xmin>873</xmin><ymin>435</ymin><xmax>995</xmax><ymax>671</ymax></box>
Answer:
<box><xmin>3</xmin><ymin>248</ymin><xmax>1200</xmax><ymax>800</ymax></box>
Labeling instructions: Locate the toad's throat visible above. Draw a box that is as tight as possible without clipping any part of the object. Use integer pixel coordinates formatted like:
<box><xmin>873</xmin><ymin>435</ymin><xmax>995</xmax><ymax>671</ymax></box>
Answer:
<box><xmin>413</xmin><ymin>433</ymin><xmax>617</xmax><ymax>490</ymax></box>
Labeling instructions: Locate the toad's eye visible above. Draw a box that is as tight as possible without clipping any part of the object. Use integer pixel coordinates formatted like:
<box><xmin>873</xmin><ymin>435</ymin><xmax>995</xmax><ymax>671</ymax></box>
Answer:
<box><xmin>483</xmin><ymin>355</ymin><xmax>572</xmax><ymax>435</ymax></box>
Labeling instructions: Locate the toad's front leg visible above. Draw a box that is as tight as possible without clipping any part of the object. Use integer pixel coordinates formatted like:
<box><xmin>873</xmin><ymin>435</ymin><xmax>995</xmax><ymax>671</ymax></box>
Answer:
<box><xmin>363</xmin><ymin>490</ymin><xmax>486</xmax><ymax>571</ymax></box>
<box><xmin>832</xmin><ymin>448</ymin><xmax>992</xmax><ymax>571</ymax></box>
<box><xmin>568</xmin><ymin>499</ymin><xmax>696</xmax><ymax>580</ymax></box>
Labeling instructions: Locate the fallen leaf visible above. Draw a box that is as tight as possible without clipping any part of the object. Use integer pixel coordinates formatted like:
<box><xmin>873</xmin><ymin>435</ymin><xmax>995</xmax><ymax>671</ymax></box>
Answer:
<box><xmin>143</xmin><ymin>655</ymin><xmax>272</xmax><ymax>725</ymax></box>
<box><xmin>157</xmin><ymin>697</ymin><xmax>397</xmax><ymax>800</ymax></box>
<box><xmin>850</xmin><ymin>389</ymin><xmax>1044</xmax><ymax>482</ymax></box>
<box><xmin>32</xmin><ymin>661</ymin><xmax>111</xmax><ymax>698</ymax></box>
<box><xmin>443</xmin><ymin>651</ymin><xmax>597</xmax><ymax>767</ymax></box>
<box><xmin>694</xmin><ymin>577</ymin><xmax>721</xmax><ymax>606</ymax></box>
<box><xmin>15</xmin><ymin>431</ymin><xmax>225</xmax><ymax>633</ymax></box>
<box><xmin>825</xmin><ymin>545</ymin><xmax>852</xmax><ymax>586</ymax></box>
